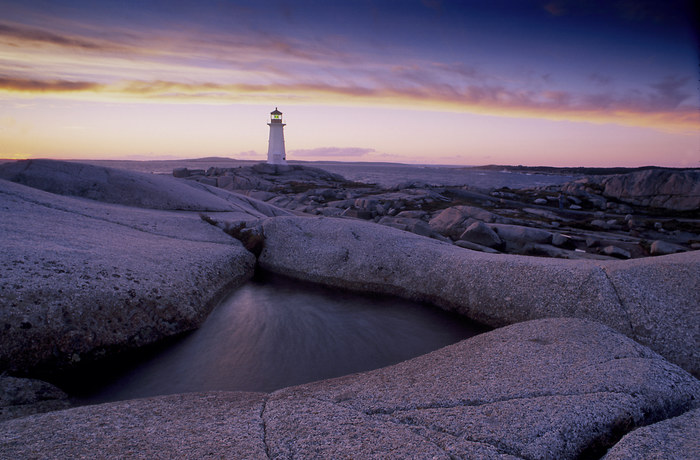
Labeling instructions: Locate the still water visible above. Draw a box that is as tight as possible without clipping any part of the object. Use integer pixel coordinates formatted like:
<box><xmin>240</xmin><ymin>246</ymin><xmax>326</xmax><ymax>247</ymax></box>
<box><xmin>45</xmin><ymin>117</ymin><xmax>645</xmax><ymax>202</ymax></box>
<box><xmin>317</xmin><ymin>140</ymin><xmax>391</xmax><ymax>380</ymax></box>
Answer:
<box><xmin>69</xmin><ymin>273</ymin><xmax>486</xmax><ymax>404</ymax></box>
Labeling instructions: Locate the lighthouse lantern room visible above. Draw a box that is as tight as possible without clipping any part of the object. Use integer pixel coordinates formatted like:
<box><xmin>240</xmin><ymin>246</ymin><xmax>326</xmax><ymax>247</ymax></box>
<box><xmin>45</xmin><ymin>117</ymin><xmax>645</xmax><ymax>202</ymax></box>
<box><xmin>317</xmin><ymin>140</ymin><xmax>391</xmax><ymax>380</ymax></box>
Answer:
<box><xmin>267</xmin><ymin>107</ymin><xmax>287</xmax><ymax>165</ymax></box>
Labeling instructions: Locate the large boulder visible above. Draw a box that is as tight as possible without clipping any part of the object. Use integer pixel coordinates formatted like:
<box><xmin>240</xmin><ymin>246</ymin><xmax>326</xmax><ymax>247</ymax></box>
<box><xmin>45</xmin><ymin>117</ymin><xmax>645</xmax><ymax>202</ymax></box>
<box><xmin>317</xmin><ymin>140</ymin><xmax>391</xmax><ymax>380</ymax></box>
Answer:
<box><xmin>602</xmin><ymin>408</ymin><xmax>700</xmax><ymax>459</ymax></box>
<box><xmin>459</xmin><ymin>220</ymin><xmax>502</xmax><ymax>248</ymax></box>
<box><xmin>429</xmin><ymin>205</ymin><xmax>499</xmax><ymax>239</ymax></box>
<box><xmin>258</xmin><ymin>216</ymin><xmax>699</xmax><ymax>376</ymax></box>
<box><xmin>650</xmin><ymin>239</ymin><xmax>687</xmax><ymax>256</ymax></box>
<box><xmin>0</xmin><ymin>178</ymin><xmax>256</xmax><ymax>374</ymax></box>
<box><xmin>489</xmin><ymin>223</ymin><xmax>553</xmax><ymax>249</ymax></box>
<box><xmin>602</xmin><ymin>169</ymin><xmax>700</xmax><ymax>211</ymax></box>
<box><xmin>603</xmin><ymin>251</ymin><xmax>700</xmax><ymax>378</ymax></box>
<box><xmin>1</xmin><ymin>319</ymin><xmax>697</xmax><ymax>458</ymax></box>
<box><xmin>377</xmin><ymin>216</ymin><xmax>434</xmax><ymax>237</ymax></box>
<box><xmin>562</xmin><ymin>169</ymin><xmax>700</xmax><ymax>211</ymax></box>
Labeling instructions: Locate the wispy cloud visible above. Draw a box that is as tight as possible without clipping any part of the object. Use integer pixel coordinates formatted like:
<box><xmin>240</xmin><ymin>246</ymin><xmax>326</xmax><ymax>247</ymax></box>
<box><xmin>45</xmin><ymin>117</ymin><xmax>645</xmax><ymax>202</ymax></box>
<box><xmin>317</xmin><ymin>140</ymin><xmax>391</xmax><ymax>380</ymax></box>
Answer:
<box><xmin>0</xmin><ymin>22</ymin><xmax>108</xmax><ymax>50</ymax></box>
<box><xmin>0</xmin><ymin>76</ymin><xmax>100</xmax><ymax>92</ymax></box>
<box><xmin>0</xmin><ymin>18</ymin><xmax>697</xmax><ymax>133</ymax></box>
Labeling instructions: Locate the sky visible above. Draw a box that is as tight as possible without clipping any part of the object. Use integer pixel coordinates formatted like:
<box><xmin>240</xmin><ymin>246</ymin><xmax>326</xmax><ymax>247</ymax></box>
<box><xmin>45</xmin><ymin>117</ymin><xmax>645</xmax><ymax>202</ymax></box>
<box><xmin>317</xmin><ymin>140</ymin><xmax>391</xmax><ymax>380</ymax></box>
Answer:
<box><xmin>0</xmin><ymin>0</ymin><xmax>698</xmax><ymax>166</ymax></box>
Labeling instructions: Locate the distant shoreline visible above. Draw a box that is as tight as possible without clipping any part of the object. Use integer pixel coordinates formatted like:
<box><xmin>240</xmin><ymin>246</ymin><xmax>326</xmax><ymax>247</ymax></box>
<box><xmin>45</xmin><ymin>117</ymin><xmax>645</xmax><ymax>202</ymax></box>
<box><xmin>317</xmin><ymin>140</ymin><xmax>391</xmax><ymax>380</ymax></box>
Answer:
<box><xmin>1</xmin><ymin>157</ymin><xmax>696</xmax><ymax>176</ymax></box>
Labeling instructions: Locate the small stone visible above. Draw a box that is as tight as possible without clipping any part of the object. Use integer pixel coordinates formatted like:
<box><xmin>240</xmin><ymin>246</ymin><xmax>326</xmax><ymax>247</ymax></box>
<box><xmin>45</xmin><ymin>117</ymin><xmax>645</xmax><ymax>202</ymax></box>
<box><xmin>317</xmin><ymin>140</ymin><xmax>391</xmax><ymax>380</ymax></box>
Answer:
<box><xmin>552</xmin><ymin>233</ymin><xmax>575</xmax><ymax>248</ymax></box>
<box><xmin>586</xmin><ymin>237</ymin><xmax>600</xmax><ymax>248</ymax></box>
<box><xmin>569</xmin><ymin>204</ymin><xmax>582</xmax><ymax>210</ymax></box>
<box><xmin>395</xmin><ymin>210</ymin><xmax>427</xmax><ymax>219</ymax></box>
<box><xmin>534</xmin><ymin>198</ymin><xmax>547</xmax><ymax>205</ymax></box>
<box><xmin>650</xmin><ymin>240</ymin><xmax>686</xmax><ymax>256</ymax></box>
<box><xmin>172</xmin><ymin>168</ymin><xmax>189</xmax><ymax>178</ymax></box>
<box><xmin>602</xmin><ymin>245</ymin><xmax>631</xmax><ymax>259</ymax></box>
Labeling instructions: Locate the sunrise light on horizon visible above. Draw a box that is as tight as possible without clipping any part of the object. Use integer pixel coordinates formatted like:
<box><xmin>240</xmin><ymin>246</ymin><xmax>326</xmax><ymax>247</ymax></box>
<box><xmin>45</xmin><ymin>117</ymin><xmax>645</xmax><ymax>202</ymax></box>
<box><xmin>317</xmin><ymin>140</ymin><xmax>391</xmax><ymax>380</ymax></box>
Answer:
<box><xmin>1</xmin><ymin>0</ymin><xmax>698</xmax><ymax>167</ymax></box>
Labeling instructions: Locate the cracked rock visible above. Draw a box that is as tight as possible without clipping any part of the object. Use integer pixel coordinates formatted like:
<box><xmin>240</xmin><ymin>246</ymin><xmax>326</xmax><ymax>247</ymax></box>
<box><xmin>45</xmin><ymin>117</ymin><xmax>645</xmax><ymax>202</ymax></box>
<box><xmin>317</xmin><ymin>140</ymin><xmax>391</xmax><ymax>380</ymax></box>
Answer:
<box><xmin>2</xmin><ymin>319</ymin><xmax>697</xmax><ymax>459</ymax></box>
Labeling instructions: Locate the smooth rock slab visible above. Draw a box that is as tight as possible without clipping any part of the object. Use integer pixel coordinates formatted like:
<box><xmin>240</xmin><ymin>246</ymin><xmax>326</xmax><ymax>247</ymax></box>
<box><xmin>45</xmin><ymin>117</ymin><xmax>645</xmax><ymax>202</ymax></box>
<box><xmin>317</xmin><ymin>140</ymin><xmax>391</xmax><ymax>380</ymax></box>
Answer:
<box><xmin>1</xmin><ymin>319</ymin><xmax>697</xmax><ymax>459</ymax></box>
<box><xmin>258</xmin><ymin>216</ymin><xmax>699</xmax><ymax>375</ymax></box>
<box><xmin>0</xmin><ymin>159</ymin><xmax>292</xmax><ymax>218</ymax></box>
<box><xmin>0</xmin><ymin>392</ymin><xmax>267</xmax><ymax>459</ymax></box>
<box><xmin>0</xmin><ymin>159</ymin><xmax>240</xmax><ymax>211</ymax></box>
<box><xmin>0</xmin><ymin>179</ymin><xmax>256</xmax><ymax>373</ymax></box>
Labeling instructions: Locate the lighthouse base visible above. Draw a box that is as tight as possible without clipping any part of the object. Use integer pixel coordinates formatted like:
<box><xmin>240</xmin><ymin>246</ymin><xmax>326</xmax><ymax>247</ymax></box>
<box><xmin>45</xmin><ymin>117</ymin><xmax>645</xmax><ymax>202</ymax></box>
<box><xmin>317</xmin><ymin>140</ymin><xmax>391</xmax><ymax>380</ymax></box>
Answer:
<box><xmin>267</xmin><ymin>155</ymin><xmax>287</xmax><ymax>165</ymax></box>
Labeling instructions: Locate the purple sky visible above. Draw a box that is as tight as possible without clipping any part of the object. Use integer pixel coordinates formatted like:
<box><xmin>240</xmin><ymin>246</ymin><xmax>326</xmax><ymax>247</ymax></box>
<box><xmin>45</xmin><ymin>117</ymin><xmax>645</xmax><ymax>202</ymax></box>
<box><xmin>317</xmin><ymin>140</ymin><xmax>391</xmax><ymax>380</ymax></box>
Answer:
<box><xmin>0</xmin><ymin>0</ymin><xmax>698</xmax><ymax>166</ymax></box>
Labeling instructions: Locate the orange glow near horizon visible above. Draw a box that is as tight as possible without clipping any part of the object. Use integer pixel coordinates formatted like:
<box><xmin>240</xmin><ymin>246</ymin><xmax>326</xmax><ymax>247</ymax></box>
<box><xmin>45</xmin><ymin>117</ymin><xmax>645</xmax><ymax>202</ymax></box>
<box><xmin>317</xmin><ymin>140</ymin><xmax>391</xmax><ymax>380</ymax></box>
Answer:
<box><xmin>0</xmin><ymin>2</ymin><xmax>698</xmax><ymax>167</ymax></box>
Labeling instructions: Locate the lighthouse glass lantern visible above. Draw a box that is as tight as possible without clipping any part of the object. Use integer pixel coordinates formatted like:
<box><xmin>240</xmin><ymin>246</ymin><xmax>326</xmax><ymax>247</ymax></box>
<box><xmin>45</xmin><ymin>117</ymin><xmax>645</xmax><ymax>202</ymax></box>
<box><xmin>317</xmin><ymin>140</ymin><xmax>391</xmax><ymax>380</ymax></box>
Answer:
<box><xmin>267</xmin><ymin>107</ymin><xmax>287</xmax><ymax>164</ymax></box>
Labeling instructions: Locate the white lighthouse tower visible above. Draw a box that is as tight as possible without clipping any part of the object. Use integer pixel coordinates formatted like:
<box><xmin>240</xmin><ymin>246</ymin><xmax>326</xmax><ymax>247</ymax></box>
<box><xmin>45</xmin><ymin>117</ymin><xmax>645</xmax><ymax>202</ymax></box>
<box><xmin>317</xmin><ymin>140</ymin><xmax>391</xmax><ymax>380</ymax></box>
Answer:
<box><xmin>267</xmin><ymin>107</ymin><xmax>287</xmax><ymax>165</ymax></box>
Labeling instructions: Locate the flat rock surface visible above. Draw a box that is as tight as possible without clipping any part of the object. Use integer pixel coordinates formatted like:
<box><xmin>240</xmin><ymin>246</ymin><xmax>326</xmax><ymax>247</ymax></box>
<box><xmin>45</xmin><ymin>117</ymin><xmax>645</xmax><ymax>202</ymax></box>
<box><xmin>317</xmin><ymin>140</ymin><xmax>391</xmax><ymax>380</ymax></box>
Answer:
<box><xmin>259</xmin><ymin>216</ymin><xmax>699</xmax><ymax>376</ymax></box>
<box><xmin>0</xmin><ymin>159</ymin><xmax>289</xmax><ymax>217</ymax></box>
<box><xmin>1</xmin><ymin>319</ymin><xmax>697</xmax><ymax>459</ymax></box>
<box><xmin>0</xmin><ymin>177</ymin><xmax>257</xmax><ymax>374</ymax></box>
<box><xmin>0</xmin><ymin>392</ymin><xmax>268</xmax><ymax>459</ymax></box>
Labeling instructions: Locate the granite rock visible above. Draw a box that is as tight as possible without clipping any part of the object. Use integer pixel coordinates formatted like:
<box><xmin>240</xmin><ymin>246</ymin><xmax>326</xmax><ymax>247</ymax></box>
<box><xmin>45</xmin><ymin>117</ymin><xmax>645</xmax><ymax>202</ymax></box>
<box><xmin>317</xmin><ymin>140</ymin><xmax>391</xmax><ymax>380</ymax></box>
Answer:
<box><xmin>562</xmin><ymin>169</ymin><xmax>700</xmax><ymax>212</ymax></box>
<box><xmin>0</xmin><ymin>178</ymin><xmax>257</xmax><ymax>374</ymax></box>
<box><xmin>429</xmin><ymin>205</ymin><xmax>499</xmax><ymax>238</ymax></box>
<box><xmin>259</xmin><ymin>215</ymin><xmax>699</xmax><ymax>375</ymax></box>
<box><xmin>490</xmin><ymin>223</ymin><xmax>553</xmax><ymax>249</ymax></box>
<box><xmin>0</xmin><ymin>159</ymin><xmax>292</xmax><ymax>219</ymax></box>
<box><xmin>454</xmin><ymin>240</ymin><xmax>501</xmax><ymax>253</ymax></box>
<box><xmin>459</xmin><ymin>220</ymin><xmax>503</xmax><ymax>248</ymax></box>
<box><xmin>602</xmin><ymin>408</ymin><xmax>700</xmax><ymax>459</ymax></box>
<box><xmin>0</xmin><ymin>376</ymin><xmax>70</xmax><ymax>422</ymax></box>
<box><xmin>602</xmin><ymin>251</ymin><xmax>700</xmax><ymax>378</ymax></box>
<box><xmin>0</xmin><ymin>392</ymin><xmax>267</xmax><ymax>458</ymax></box>
<box><xmin>650</xmin><ymin>239</ymin><xmax>687</xmax><ymax>256</ymax></box>
<box><xmin>1</xmin><ymin>319</ymin><xmax>697</xmax><ymax>459</ymax></box>
<box><xmin>602</xmin><ymin>245</ymin><xmax>631</xmax><ymax>259</ymax></box>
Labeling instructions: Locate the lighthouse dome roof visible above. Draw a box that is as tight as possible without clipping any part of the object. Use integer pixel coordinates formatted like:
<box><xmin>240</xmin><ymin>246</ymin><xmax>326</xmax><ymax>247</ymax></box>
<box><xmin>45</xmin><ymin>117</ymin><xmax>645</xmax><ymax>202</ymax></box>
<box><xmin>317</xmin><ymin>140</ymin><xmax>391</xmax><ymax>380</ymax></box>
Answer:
<box><xmin>270</xmin><ymin>107</ymin><xmax>282</xmax><ymax>115</ymax></box>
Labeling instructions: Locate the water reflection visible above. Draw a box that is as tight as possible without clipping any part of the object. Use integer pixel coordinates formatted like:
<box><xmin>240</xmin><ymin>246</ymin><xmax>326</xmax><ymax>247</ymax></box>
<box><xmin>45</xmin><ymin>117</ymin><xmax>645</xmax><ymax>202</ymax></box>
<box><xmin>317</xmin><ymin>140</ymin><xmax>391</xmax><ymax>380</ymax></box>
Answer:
<box><xmin>75</xmin><ymin>273</ymin><xmax>486</xmax><ymax>403</ymax></box>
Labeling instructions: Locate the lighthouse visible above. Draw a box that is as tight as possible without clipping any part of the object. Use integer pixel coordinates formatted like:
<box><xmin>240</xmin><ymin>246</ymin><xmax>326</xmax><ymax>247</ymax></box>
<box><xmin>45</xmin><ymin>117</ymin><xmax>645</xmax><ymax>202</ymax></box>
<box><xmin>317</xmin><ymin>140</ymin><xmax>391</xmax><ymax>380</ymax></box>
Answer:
<box><xmin>267</xmin><ymin>107</ymin><xmax>287</xmax><ymax>165</ymax></box>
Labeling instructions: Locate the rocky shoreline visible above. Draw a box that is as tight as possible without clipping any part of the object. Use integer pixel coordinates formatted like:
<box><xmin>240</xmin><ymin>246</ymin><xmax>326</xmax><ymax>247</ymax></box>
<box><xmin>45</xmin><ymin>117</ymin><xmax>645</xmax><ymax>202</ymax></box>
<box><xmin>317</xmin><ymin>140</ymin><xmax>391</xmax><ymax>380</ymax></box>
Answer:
<box><xmin>177</xmin><ymin>162</ymin><xmax>699</xmax><ymax>260</ymax></box>
<box><xmin>0</xmin><ymin>159</ymin><xmax>698</xmax><ymax>458</ymax></box>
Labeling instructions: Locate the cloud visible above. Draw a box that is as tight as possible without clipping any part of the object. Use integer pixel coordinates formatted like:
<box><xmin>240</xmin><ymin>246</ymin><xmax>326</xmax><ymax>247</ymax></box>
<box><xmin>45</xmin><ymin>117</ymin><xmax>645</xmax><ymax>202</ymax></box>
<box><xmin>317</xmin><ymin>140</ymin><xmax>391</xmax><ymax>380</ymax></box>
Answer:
<box><xmin>290</xmin><ymin>147</ymin><xmax>375</xmax><ymax>158</ymax></box>
<box><xmin>1</xmin><ymin>75</ymin><xmax>697</xmax><ymax>133</ymax></box>
<box><xmin>0</xmin><ymin>77</ymin><xmax>100</xmax><ymax>92</ymax></box>
<box><xmin>0</xmin><ymin>22</ymin><xmax>103</xmax><ymax>50</ymax></box>
<box><xmin>648</xmin><ymin>75</ymin><xmax>692</xmax><ymax>109</ymax></box>
<box><xmin>237</xmin><ymin>150</ymin><xmax>262</xmax><ymax>158</ymax></box>
<box><xmin>0</xmin><ymin>15</ymin><xmax>697</xmax><ymax>135</ymax></box>
<box><xmin>0</xmin><ymin>21</ymin><xmax>133</xmax><ymax>54</ymax></box>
